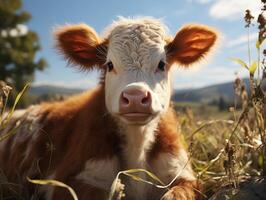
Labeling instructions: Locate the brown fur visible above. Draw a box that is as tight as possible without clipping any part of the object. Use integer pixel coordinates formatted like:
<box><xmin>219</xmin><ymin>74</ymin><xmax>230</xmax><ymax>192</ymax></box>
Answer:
<box><xmin>0</xmin><ymin>86</ymin><xmax>198</xmax><ymax>199</ymax></box>
<box><xmin>0</xmin><ymin>20</ymin><xmax>217</xmax><ymax>199</ymax></box>
<box><xmin>161</xmin><ymin>179</ymin><xmax>202</xmax><ymax>200</ymax></box>
<box><xmin>166</xmin><ymin>24</ymin><xmax>217</xmax><ymax>66</ymax></box>
<box><xmin>149</xmin><ymin>109</ymin><xmax>181</xmax><ymax>159</ymax></box>
<box><xmin>55</xmin><ymin>24</ymin><xmax>107</xmax><ymax>70</ymax></box>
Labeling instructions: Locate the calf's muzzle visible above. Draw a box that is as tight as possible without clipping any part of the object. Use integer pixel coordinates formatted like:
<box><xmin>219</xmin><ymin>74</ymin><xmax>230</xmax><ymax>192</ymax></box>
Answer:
<box><xmin>119</xmin><ymin>87</ymin><xmax>152</xmax><ymax>122</ymax></box>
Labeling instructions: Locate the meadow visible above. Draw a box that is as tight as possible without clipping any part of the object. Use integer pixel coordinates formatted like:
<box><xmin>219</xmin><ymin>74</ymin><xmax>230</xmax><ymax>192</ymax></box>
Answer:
<box><xmin>1</xmin><ymin>76</ymin><xmax>265</xmax><ymax>200</ymax></box>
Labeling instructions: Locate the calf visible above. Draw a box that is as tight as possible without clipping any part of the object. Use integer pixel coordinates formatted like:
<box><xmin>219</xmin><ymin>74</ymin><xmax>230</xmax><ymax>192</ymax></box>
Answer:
<box><xmin>0</xmin><ymin>17</ymin><xmax>217</xmax><ymax>200</ymax></box>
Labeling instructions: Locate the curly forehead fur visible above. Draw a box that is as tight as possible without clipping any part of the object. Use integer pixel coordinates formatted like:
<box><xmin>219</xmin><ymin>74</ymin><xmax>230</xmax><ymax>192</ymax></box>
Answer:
<box><xmin>103</xmin><ymin>17</ymin><xmax>168</xmax><ymax>69</ymax></box>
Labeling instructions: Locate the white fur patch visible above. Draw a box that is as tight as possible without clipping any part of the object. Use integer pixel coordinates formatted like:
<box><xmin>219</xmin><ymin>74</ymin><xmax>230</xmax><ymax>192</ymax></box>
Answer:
<box><xmin>0</xmin><ymin>106</ymin><xmax>41</xmax><ymax>148</ymax></box>
<box><xmin>75</xmin><ymin>157</ymin><xmax>119</xmax><ymax>191</ymax></box>
<box><xmin>119</xmin><ymin>119</ymin><xmax>158</xmax><ymax>168</ymax></box>
<box><xmin>0</xmin><ymin>106</ymin><xmax>46</xmax><ymax>180</ymax></box>
<box><xmin>7</xmin><ymin>109</ymin><xmax>27</xmax><ymax>119</ymax></box>
<box><xmin>14</xmin><ymin>106</ymin><xmax>43</xmax><ymax>170</ymax></box>
<box><xmin>152</xmin><ymin>149</ymin><xmax>196</xmax><ymax>184</ymax></box>
<box><xmin>117</xmin><ymin>119</ymin><xmax>159</xmax><ymax>200</ymax></box>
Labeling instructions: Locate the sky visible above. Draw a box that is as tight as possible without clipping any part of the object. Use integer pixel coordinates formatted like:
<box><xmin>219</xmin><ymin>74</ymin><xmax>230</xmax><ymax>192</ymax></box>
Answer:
<box><xmin>22</xmin><ymin>0</ymin><xmax>264</xmax><ymax>90</ymax></box>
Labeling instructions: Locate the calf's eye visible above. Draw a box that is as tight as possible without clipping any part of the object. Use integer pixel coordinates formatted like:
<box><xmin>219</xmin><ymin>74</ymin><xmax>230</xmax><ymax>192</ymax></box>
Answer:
<box><xmin>107</xmin><ymin>61</ymin><xmax>114</xmax><ymax>72</ymax></box>
<box><xmin>157</xmin><ymin>60</ymin><xmax>166</xmax><ymax>71</ymax></box>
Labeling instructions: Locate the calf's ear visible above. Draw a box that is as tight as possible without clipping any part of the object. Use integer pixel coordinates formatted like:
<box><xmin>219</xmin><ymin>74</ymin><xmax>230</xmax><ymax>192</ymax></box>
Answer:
<box><xmin>55</xmin><ymin>24</ymin><xmax>107</xmax><ymax>70</ymax></box>
<box><xmin>166</xmin><ymin>24</ymin><xmax>217</xmax><ymax>66</ymax></box>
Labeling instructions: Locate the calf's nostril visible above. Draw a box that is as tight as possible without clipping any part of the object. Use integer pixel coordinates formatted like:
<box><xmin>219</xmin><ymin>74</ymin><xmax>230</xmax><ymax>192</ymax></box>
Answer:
<box><xmin>141</xmin><ymin>92</ymin><xmax>150</xmax><ymax>105</ymax></box>
<box><xmin>121</xmin><ymin>93</ymin><xmax>130</xmax><ymax>105</ymax></box>
<box><xmin>141</xmin><ymin>96</ymin><xmax>149</xmax><ymax>104</ymax></box>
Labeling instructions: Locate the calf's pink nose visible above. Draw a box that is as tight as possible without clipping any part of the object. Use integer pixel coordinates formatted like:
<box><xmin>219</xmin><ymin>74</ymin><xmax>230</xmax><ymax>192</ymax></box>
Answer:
<box><xmin>119</xmin><ymin>88</ymin><xmax>151</xmax><ymax>113</ymax></box>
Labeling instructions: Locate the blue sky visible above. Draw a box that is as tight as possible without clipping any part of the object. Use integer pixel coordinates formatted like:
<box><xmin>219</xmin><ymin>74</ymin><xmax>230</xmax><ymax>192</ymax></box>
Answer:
<box><xmin>23</xmin><ymin>0</ymin><xmax>263</xmax><ymax>89</ymax></box>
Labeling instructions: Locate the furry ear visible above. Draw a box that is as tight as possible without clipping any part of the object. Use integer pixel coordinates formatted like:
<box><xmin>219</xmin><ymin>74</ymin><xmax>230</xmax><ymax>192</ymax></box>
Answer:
<box><xmin>166</xmin><ymin>24</ymin><xmax>217</xmax><ymax>66</ymax></box>
<box><xmin>55</xmin><ymin>24</ymin><xmax>107</xmax><ymax>70</ymax></box>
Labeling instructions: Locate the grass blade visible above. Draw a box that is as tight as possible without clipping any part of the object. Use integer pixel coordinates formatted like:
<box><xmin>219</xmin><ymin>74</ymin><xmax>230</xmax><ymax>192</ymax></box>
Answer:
<box><xmin>3</xmin><ymin>84</ymin><xmax>29</xmax><ymax>127</ymax></box>
<box><xmin>27</xmin><ymin>177</ymin><xmax>78</xmax><ymax>200</ymax></box>
<box><xmin>256</xmin><ymin>38</ymin><xmax>266</xmax><ymax>50</ymax></box>
<box><xmin>249</xmin><ymin>61</ymin><xmax>258</xmax><ymax>75</ymax></box>
<box><xmin>0</xmin><ymin>122</ymin><xmax>21</xmax><ymax>142</ymax></box>
<box><xmin>231</xmin><ymin>58</ymin><xmax>249</xmax><ymax>70</ymax></box>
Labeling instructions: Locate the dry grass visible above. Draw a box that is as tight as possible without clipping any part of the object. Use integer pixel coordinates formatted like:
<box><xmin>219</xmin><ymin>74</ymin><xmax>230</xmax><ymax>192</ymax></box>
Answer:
<box><xmin>179</xmin><ymin>4</ymin><xmax>266</xmax><ymax>198</ymax></box>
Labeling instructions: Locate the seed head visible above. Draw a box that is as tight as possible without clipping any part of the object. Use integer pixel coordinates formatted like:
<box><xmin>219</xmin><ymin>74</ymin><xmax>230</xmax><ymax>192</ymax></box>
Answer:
<box><xmin>244</xmin><ymin>10</ymin><xmax>254</xmax><ymax>28</ymax></box>
<box><xmin>258</xmin><ymin>14</ymin><xmax>266</xmax><ymax>43</ymax></box>
<box><xmin>0</xmin><ymin>81</ymin><xmax>12</xmax><ymax>98</ymax></box>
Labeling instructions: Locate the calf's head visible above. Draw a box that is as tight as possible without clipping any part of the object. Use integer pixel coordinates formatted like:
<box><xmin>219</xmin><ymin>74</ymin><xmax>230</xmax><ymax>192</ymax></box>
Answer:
<box><xmin>55</xmin><ymin>18</ymin><xmax>217</xmax><ymax>125</ymax></box>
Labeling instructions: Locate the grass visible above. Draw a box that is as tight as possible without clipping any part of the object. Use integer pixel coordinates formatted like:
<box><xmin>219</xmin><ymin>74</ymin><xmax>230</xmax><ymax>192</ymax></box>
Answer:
<box><xmin>174</xmin><ymin>101</ymin><xmax>236</xmax><ymax>120</ymax></box>
<box><xmin>1</xmin><ymin>81</ymin><xmax>263</xmax><ymax>199</ymax></box>
<box><xmin>177</xmin><ymin>4</ymin><xmax>266</xmax><ymax>198</ymax></box>
<box><xmin>177</xmin><ymin>103</ymin><xmax>263</xmax><ymax>198</ymax></box>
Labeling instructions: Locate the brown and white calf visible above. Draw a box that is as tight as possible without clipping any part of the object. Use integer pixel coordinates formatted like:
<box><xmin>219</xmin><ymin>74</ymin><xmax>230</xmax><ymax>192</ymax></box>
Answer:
<box><xmin>0</xmin><ymin>17</ymin><xmax>217</xmax><ymax>200</ymax></box>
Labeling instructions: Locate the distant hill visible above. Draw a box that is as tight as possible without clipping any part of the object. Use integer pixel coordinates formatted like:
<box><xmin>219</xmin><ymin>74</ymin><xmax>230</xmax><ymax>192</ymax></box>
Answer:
<box><xmin>29</xmin><ymin>85</ymin><xmax>84</xmax><ymax>96</ymax></box>
<box><xmin>29</xmin><ymin>79</ymin><xmax>253</xmax><ymax>103</ymax></box>
<box><xmin>172</xmin><ymin>78</ymin><xmax>250</xmax><ymax>103</ymax></box>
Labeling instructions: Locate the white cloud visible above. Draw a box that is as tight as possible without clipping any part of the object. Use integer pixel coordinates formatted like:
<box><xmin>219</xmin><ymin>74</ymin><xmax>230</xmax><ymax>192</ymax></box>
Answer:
<box><xmin>197</xmin><ymin>0</ymin><xmax>214</xmax><ymax>4</ymax></box>
<box><xmin>172</xmin><ymin>64</ymin><xmax>247</xmax><ymax>89</ymax></box>
<box><xmin>33</xmin><ymin>70</ymin><xmax>101</xmax><ymax>89</ymax></box>
<box><xmin>33</xmin><ymin>78</ymin><xmax>98</xmax><ymax>90</ymax></box>
<box><xmin>209</xmin><ymin>0</ymin><xmax>260</xmax><ymax>20</ymax></box>
<box><xmin>186</xmin><ymin>0</ymin><xmax>214</xmax><ymax>4</ymax></box>
<box><xmin>227</xmin><ymin>32</ymin><xmax>257</xmax><ymax>48</ymax></box>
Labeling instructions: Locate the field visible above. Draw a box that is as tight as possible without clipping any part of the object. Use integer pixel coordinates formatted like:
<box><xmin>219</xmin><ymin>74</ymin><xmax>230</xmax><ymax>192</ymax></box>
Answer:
<box><xmin>0</xmin><ymin>81</ymin><xmax>265</xmax><ymax>199</ymax></box>
<box><xmin>175</xmin><ymin>98</ymin><xmax>266</xmax><ymax>199</ymax></box>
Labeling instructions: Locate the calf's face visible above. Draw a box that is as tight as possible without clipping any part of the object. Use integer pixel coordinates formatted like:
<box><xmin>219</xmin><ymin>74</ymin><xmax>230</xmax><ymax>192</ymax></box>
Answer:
<box><xmin>105</xmin><ymin>20</ymin><xmax>170</xmax><ymax>125</ymax></box>
<box><xmin>55</xmin><ymin>18</ymin><xmax>217</xmax><ymax>125</ymax></box>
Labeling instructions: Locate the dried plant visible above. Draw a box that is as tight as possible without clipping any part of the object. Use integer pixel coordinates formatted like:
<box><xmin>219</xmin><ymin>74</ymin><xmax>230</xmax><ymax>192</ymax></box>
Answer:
<box><xmin>181</xmin><ymin>2</ymin><xmax>266</xmax><ymax>198</ymax></box>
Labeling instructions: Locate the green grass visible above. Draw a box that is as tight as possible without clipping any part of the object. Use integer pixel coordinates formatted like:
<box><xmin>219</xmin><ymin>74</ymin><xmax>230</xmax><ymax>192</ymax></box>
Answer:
<box><xmin>175</xmin><ymin>101</ymin><xmax>238</xmax><ymax>120</ymax></box>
